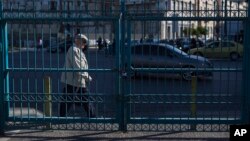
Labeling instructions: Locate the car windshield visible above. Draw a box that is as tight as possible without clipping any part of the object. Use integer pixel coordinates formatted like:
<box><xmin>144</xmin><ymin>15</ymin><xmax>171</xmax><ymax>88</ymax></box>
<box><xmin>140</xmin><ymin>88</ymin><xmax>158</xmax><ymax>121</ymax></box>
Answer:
<box><xmin>206</xmin><ymin>42</ymin><xmax>219</xmax><ymax>48</ymax></box>
<box><xmin>166</xmin><ymin>45</ymin><xmax>188</xmax><ymax>56</ymax></box>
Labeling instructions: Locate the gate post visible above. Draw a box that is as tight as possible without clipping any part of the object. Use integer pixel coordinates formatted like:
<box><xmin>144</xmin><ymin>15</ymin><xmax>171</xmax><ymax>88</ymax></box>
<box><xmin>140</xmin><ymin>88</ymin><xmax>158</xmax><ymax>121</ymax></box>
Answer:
<box><xmin>0</xmin><ymin>34</ymin><xmax>4</xmax><ymax>136</ymax></box>
<box><xmin>242</xmin><ymin>1</ymin><xmax>250</xmax><ymax>124</ymax></box>
<box><xmin>118</xmin><ymin>0</ymin><xmax>127</xmax><ymax>132</ymax></box>
<box><xmin>0</xmin><ymin>0</ymin><xmax>4</xmax><ymax>135</ymax></box>
<box><xmin>0</xmin><ymin>0</ymin><xmax>9</xmax><ymax>135</ymax></box>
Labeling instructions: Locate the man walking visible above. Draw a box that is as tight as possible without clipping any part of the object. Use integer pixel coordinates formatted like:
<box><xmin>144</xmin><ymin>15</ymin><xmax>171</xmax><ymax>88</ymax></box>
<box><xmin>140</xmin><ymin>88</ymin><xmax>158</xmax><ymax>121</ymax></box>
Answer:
<box><xmin>60</xmin><ymin>34</ymin><xmax>96</xmax><ymax>118</ymax></box>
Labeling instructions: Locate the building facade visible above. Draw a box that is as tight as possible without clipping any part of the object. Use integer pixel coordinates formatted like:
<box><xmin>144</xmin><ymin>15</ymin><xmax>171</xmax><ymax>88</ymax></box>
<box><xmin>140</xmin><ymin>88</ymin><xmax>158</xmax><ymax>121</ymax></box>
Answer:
<box><xmin>126</xmin><ymin>0</ymin><xmax>246</xmax><ymax>40</ymax></box>
<box><xmin>3</xmin><ymin>0</ymin><xmax>247</xmax><ymax>47</ymax></box>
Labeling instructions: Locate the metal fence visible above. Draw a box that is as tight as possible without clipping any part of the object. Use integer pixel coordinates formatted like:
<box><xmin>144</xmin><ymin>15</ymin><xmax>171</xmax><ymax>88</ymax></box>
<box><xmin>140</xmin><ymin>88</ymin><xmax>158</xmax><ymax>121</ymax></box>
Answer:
<box><xmin>0</xmin><ymin>0</ymin><xmax>249</xmax><ymax>133</ymax></box>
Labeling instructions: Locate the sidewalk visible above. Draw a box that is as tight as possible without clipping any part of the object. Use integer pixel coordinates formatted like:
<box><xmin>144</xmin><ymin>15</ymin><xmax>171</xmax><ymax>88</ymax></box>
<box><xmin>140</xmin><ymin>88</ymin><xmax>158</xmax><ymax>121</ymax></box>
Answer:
<box><xmin>1</xmin><ymin>130</ymin><xmax>229</xmax><ymax>141</ymax></box>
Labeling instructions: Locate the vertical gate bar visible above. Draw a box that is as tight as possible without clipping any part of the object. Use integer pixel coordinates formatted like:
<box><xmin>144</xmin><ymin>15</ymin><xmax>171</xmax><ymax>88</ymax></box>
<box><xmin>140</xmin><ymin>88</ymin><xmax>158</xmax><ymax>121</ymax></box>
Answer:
<box><xmin>4</xmin><ymin>11</ymin><xmax>9</xmax><ymax>122</ymax></box>
<box><xmin>118</xmin><ymin>0</ymin><xmax>126</xmax><ymax>131</ymax></box>
<box><xmin>224</xmin><ymin>0</ymin><xmax>228</xmax><ymax>37</ymax></box>
<box><xmin>126</xmin><ymin>19</ymin><xmax>131</xmax><ymax>124</ymax></box>
<box><xmin>242</xmin><ymin>0</ymin><xmax>250</xmax><ymax>124</ymax></box>
<box><xmin>115</xmin><ymin>19</ymin><xmax>122</xmax><ymax>130</ymax></box>
<box><xmin>0</xmin><ymin>31</ymin><xmax>4</xmax><ymax>135</ymax></box>
<box><xmin>191</xmin><ymin>76</ymin><xmax>197</xmax><ymax>130</ymax></box>
<box><xmin>0</xmin><ymin>0</ymin><xmax>9</xmax><ymax>134</ymax></box>
<box><xmin>0</xmin><ymin>0</ymin><xmax>4</xmax><ymax>133</ymax></box>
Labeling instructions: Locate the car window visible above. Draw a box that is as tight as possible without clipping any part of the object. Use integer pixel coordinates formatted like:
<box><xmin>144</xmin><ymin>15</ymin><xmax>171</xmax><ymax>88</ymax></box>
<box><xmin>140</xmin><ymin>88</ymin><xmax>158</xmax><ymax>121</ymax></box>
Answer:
<box><xmin>221</xmin><ymin>42</ymin><xmax>235</xmax><ymax>48</ymax></box>
<box><xmin>149</xmin><ymin>45</ymin><xmax>158</xmax><ymax>56</ymax></box>
<box><xmin>207</xmin><ymin>42</ymin><xmax>219</xmax><ymax>48</ymax></box>
<box><xmin>142</xmin><ymin>45</ymin><xmax>151</xmax><ymax>55</ymax></box>
<box><xmin>131</xmin><ymin>44</ymin><xmax>181</xmax><ymax>57</ymax></box>
<box><xmin>150</xmin><ymin>45</ymin><xmax>164</xmax><ymax>56</ymax></box>
<box><xmin>146</xmin><ymin>45</ymin><xmax>174</xmax><ymax>58</ymax></box>
<box><xmin>131</xmin><ymin>45</ymin><xmax>150</xmax><ymax>55</ymax></box>
<box><xmin>158</xmin><ymin>46</ymin><xmax>174</xmax><ymax>57</ymax></box>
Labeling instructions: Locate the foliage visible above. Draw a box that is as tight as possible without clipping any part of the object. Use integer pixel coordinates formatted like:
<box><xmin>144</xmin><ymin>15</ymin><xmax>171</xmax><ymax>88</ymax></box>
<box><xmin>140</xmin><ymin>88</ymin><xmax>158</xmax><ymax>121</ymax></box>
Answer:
<box><xmin>182</xmin><ymin>26</ymin><xmax>208</xmax><ymax>37</ymax></box>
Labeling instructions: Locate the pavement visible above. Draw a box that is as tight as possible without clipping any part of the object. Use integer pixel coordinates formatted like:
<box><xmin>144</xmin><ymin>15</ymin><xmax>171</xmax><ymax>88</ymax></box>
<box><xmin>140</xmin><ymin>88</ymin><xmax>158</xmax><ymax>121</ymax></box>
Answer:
<box><xmin>1</xmin><ymin>106</ymin><xmax>231</xmax><ymax>141</ymax></box>
<box><xmin>1</xmin><ymin>103</ymin><xmax>230</xmax><ymax>141</ymax></box>
<box><xmin>0</xmin><ymin>130</ymin><xmax>229</xmax><ymax>141</ymax></box>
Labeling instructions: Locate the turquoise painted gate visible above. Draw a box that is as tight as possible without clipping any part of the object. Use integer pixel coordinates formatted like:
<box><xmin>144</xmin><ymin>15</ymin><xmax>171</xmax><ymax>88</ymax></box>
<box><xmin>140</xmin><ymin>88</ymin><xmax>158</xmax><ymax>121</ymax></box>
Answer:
<box><xmin>0</xmin><ymin>0</ymin><xmax>250</xmax><ymax>133</ymax></box>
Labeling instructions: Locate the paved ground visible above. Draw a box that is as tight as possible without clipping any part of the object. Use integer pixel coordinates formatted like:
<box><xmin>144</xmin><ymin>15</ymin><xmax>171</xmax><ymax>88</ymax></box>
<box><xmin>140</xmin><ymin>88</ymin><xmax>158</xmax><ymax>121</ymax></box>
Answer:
<box><xmin>0</xmin><ymin>130</ymin><xmax>229</xmax><ymax>141</ymax></box>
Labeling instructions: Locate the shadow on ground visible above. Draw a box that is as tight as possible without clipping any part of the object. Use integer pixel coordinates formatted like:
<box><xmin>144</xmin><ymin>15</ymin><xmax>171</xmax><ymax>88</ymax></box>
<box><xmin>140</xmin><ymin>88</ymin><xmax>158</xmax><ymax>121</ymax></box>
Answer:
<box><xmin>1</xmin><ymin>130</ymin><xmax>229</xmax><ymax>141</ymax></box>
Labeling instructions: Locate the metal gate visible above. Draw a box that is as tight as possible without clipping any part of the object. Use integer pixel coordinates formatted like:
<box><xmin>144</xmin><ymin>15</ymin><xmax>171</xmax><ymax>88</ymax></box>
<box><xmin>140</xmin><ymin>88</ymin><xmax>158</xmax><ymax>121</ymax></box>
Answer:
<box><xmin>0</xmin><ymin>0</ymin><xmax>250</xmax><ymax>133</ymax></box>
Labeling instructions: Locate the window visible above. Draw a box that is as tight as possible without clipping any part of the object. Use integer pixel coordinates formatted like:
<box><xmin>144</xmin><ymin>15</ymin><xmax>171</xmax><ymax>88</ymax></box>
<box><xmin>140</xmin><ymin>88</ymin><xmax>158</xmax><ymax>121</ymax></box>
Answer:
<box><xmin>192</xmin><ymin>4</ymin><xmax>195</xmax><ymax>10</ymax></box>
<box><xmin>183</xmin><ymin>2</ymin><xmax>187</xmax><ymax>10</ymax></box>
<box><xmin>221</xmin><ymin>42</ymin><xmax>235</xmax><ymax>48</ymax></box>
<box><xmin>141</xmin><ymin>45</ymin><xmax>150</xmax><ymax>55</ymax></box>
<box><xmin>162</xmin><ymin>47</ymin><xmax>174</xmax><ymax>58</ymax></box>
<box><xmin>50</xmin><ymin>1</ymin><xmax>57</xmax><ymax>11</ymax></box>
<box><xmin>131</xmin><ymin>45</ymin><xmax>151</xmax><ymax>55</ymax></box>
<box><xmin>104</xmin><ymin>2</ymin><xmax>111</xmax><ymax>16</ymax></box>
<box><xmin>77</xmin><ymin>1</ymin><xmax>81</xmax><ymax>6</ymax></box>
<box><xmin>208</xmin><ymin>42</ymin><xmax>219</xmax><ymax>48</ymax></box>
<box><xmin>176</xmin><ymin>1</ymin><xmax>179</xmax><ymax>10</ymax></box>
<box><xmin>150</xmin><ymin>45</ymin><xmax>159</xmax><ymax>56</ymax></box>
<box><xmin>158</xmin><ymin>46</ymin><xmax>169</xmax><ymax>56</ymax></box>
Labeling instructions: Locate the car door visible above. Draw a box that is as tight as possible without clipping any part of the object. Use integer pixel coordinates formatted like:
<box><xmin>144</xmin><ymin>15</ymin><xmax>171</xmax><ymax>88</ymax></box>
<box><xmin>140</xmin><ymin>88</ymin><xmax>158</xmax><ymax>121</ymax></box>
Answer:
<box><xmin>142</xmin><ymin>45</ymin><xmax>157</xmax><ymax>68</ymax></box>
<box><xmin>148</xmin><ymin>45</ymin><xmax>166</xmax><ymax>68</ymax></box>
<box><xmin>204</xmin><ymin>42</ymin><xmax>220</xmax><ymax>58</ymax></box>
<box><xmin>131</xmin><ymin>45</ymin><xmax>151</xmax><ymax>68</ymax></box>
<box><xmin>221</xmin><ymin>41</ymin><xmax>236</xmax><ymax>58</ymax></box>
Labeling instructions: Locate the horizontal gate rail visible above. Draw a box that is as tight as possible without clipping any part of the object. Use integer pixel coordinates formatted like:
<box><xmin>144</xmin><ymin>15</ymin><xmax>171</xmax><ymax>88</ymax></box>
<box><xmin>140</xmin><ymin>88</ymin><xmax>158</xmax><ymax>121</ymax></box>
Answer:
<box><xmin>6</xmin><ymin>68</ymin><xmax>242</xmax><ymax>72</ymax></box>
<box><xmin>2</xmin><ymin>17</ymin><xmax>120</xmax><ymax>22</ymax></box>
<box><xmin>7</xmin><ymin>117</ymin><xmax>116</xmax><ymax>124</ymax></box>
<box><xmin>128</xmin><ymin>17</ymin><xmax>248</xmax><ymax>21</ymax></box>
<box><xmin>6</xmin><ymin>68</ymin><xmax>117</xmax><ymax>72</ymax></box>
<box><xmin>131</xmin><ymin>68</ymin><xmax>242</xmax><ymax>73</ymax></box>
<box><xmin>4</xmin><ymin>12</ymin><xmax>248</xmax><ymax>21</ymax></box>
<box><xmin>127</xmin><ymin>118</ymin><xmax>241</xmax><ymax>125</ymax></box>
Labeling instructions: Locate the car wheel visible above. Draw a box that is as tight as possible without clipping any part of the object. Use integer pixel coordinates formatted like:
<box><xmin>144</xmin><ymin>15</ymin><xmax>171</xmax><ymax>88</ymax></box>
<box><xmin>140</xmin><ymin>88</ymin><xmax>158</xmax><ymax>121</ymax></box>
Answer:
<box><xmin>182</xmin><ymin>72</ymin><xmax>193</xmax><ymax>81</ymax></box>
<box><xmin>230</xmin><ymin>52</ymin><xmax>239</xmax><ymax>61</ymax></box>
<box><xmin>193</xmin><ymin>52</ymin><xmax>203</xmax><ymax>56</ymax></box>
<box><xmin>182</xmin><ymin>66</ymin><xmax>196</xmax><ymax>81</ymax></box>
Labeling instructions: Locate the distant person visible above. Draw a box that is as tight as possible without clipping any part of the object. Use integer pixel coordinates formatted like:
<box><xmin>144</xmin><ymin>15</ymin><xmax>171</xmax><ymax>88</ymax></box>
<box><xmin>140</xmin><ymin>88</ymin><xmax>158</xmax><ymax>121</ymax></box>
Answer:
<box><xmin>37</xmin><ymin>38</ymin><xmax>43</xmax><ymax>51</ymax></box>
<box><xmin>140</xmin><ymin>38</ymin><xmax>143</xmax><ymax>43</ymax></box>
<box><xmin>103</xmin><ymin>39</ymin><xmax>108</xmax><ymax>49</ymax></box>
<box><xmin>112</xmin><ymin>38</ymin><xmax>116</xmax><ymax>55</ymax></box>
<box><xmin>97</xmin><ymin>36</ymin><xmax>103</xmax><ymax>51</ymax></box>
<box><xmin>60</xmin><ymin>34</ymin><xmax>96</xmax><ymax>118</ymax></box>
<box><xmin>190</xmin><ymin>38</ymin><xmax>197</xmax><ymax>49</ymax></box>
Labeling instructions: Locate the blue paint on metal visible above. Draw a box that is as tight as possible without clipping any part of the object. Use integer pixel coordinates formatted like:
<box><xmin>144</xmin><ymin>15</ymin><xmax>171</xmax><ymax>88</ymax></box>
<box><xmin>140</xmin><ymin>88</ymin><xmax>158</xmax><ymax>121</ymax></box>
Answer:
<box><xmin>0</xmin><ymin>0</ymin><xmax>249</xmax><ymax>132</ymax></box>
<box><xmin>0</xmin><ymin>0</ymin><xmax>6</xmax><ymax>135</ymax></box>
<box><xmin>119</xmin><ymin>0</ymin><xmax>126</xmax><ymax>132</ymax></box>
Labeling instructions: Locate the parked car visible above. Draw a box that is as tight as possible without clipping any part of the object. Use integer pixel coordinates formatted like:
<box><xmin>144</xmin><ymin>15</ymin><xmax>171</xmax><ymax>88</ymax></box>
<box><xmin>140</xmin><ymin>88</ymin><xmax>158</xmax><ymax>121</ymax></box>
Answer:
<box><xmin>188</xmin><ymin>41</ymin><xmax>243</xmax><ymax>61</ymax></box>
<box><xmin>176</xmin><ymin>38</ymin><xmax>205</xmax><ymax>52</ymax></box>
<box><xmin>130</xmin><ymin>43</ymin><xmax>213</xmax><ymax>80</ymax></box>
